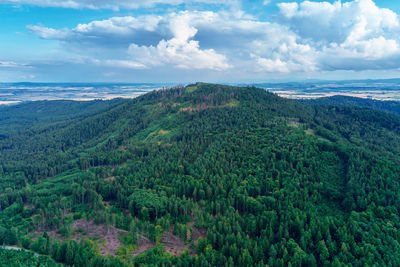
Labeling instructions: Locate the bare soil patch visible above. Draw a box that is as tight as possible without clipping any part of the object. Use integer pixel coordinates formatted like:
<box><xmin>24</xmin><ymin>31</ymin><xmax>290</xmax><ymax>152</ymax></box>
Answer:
<box><xmin>39</xmin><ymin>220</ymin><xmax>125</xmax><ymax>256</ymax></box>
<box><xmin>161</xmin><ymin>227</ymin><xmax>188</xmax><ymax>256</ymax></box>
<box><xmin>132</xmin><ymin>224</ymin><xmax>197</xmax><ymax>258</ymax></box>
<box><xmin>130</xmin><ymin>222</ymin><xmax>207</xmax><ymax>258</ymax></box>
<box><xmin>104</xmin><ymin>176</ymin><xmax>116</xmax><ymax>181</ymax></box>
<box><xmin>118</xmin><ymin>146</ymin><xmax>128</xmax><ymax>151</ymax></box>
<box><xmin>188</xmin><ymin>221</ymin><xmax>207</xmax><ymax>245</ymax></box>
<box><xmin>158</xmin><ymin>129</ymin><xmax>170</xmax><ymax>135</ymax></box>
<box><xmin>73</xmin><ymin>220</ymin><xmax>124</xmax><ymax>256</ymax></box>
<box><xmin>132</xmin><ymin>236</ymin><xmax>155</xmax><ymax>258</ymax></box>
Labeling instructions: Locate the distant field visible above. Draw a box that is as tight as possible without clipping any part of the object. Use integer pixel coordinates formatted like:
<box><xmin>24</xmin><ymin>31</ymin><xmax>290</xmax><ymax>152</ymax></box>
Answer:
<box><xmin>254</xmin><ymin>80</ymin><xmax>400</xmax><ymax>101</ymax></box>
<box><xmin>2</xmin><ymin>80</ymin><xmax>400</xmax><ymax>104</ymax></box>
<box><xmin>0</xmin><ymin>83</ymin><xmax>175</xmax><ymax>104</ymax></box>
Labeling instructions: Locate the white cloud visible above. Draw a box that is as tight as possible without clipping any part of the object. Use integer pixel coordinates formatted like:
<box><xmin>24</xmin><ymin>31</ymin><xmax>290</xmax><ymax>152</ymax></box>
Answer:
<box><xmin>127</xmin><ymin>12</ymin><xmax>231</xmax><ymax>70</ymax></box>
<box><xmin>278</xmin><ymin>0</ymin><xmax>399</xmax><ymax>43</ymax></box>
<box><xmin>128</xmin><ymin>39</ymin><xmax>231</xmax><ymax>71</ymax></box>
<box><xmin>0</xmin><ymin>61</ymin><xmax>31</xmax><ymax>68</ymax></box>
<box><xmin>25</xmin><ymin>0</ymin><xmax>400</xmax><ymax>75</ymax></box>
<box><xmin>28</xmin><ymin>16</ymin><xmax>165</xmax><ymax>48</ymax></box>
<box><xmin>27</xmin><ymin>25</ymin><xmax>69</xmax><ymax>39</ymax></box>
<box><xmin>0</xmin><ymin>0</ymin><xmax>230</xmax><ymax>10</ymax></box>
<box><xmin>101</xmin><ymin>60</ymin><xmax>147</xmax><ymax>69</ymax></box>
<box><xmin>19</xmin><ymin>74</ymin><xmax>36</xmax><ymax>79</ymax></box>
<box><xmin>75</xmin><ymin>16</ymin><xmax>162</xmax><ymax>34</ymax></box>
<box><xmin>277</xmin><ymin>0</ymin><xmax>400</xmax><ymax>71</ymax></box>
<box><xmin>29</xmin><ymin>11</ymin><xmax>231</xmax><ymax>70</ymax></box>
<box><xmin>252</xmin><ymin>56</ymin><xmax>291</xmax><ymax>73</ymax></box>
<box><xmin>278</xmin><ymin>2</ymin><xmax>299</xmax><ymax>18</ymax></box>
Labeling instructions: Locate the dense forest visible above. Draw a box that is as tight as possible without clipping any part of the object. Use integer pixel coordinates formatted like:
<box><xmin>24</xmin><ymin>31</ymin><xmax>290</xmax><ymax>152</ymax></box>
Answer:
<box><xmin>302</xmin><ymin>95</ymin><xmax>400</xmax><ymax>116</ymax></box>
<box><xmin>1</xmin><ymin>83</ymin><xmax>400</xmax><ymax>266</ymax></box>
<box><xmin>0</xmin><ymin>247</ymin><xmax>60</xmax><ymax>266</ymax></box>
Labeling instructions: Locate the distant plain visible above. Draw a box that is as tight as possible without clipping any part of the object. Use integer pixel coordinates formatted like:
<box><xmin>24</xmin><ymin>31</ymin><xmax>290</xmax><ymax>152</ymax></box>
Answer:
<box><xmin>2</xmin><ymin>80</ymin><xmax>400</xmax><ymax>104</ymax></box>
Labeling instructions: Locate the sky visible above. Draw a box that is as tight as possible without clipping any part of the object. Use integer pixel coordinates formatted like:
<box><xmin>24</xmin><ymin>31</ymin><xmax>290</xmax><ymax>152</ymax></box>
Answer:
<box><xmin>1</xmin><ymin>0</ymin><xmax>400</xmax><ymax>83</ymax></box>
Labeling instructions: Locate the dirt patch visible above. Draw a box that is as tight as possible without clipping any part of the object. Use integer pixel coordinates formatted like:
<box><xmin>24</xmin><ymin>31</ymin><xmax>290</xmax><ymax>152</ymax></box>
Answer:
<box><xmin>148</xmin><ymin>130</ymin><xmax>158</xmax><ymax>137</ymax></box>
<box><xmin>104</xmin><ymin>176</ymin><xmax>116</xmax><ymax>181</ymax></box>
<box><xmin>161</xmin><ymin>227</ymin><xmax>189</xmax><ymax>256</ymax></box>
<box><xmin>73</xmin><ymin>220</ymin><xmax>124</xmax><ymax>256</ymax></box>
<box><xmin>179</xmin><ymin>107</ymin><xmax>196</xmax><ymax>112</ymax></box>
<box><xmin>158</xmin><ymin>129</ymin><xmax>170</xmax><ymax>135</ymax></box>
<box><xmin>179</xmin><ymin>101</ymin><xmax>239</xmax><ymax>113</ymax></box>
<box><xmin>130</xmin><ymin>221</ymin><xmax>207</xmax><ymax>258</ymax></box>
<box><xmin>131</xmin><ymin>228</ymin><xmax>189</xmax><ymax>258</ymax></box>
<box><xmin>40</xmin><ymin>220</ymin><xmax>125</xmax><ymax>256</ymax></box>
<box><xmin>146</xmin><ymin>129</ymin><xmax>172</xmax><ymax>142</ymax></box>
<box><xmin>179</xmin><ymin>104</ymin><xmax>211</xmax><ymax>113</ymax></box>
<box><xmin>132</xmin><ymin>236</ymin><xmax>155</xmax><ymax>258</ymax></box>
<box><xmin>288</xmin><ymin>120</ymin><xmax>301</xmax><ymax>128</ymax></box>
<box><xmin>188</xmin><ymin>222</ymin><xmax>207</xmax><ymax>246</ymax></box>
<box><xmin>222</xmin><ymin>99</ymin><xmax>239</xmax><ymax>108</ymax></box>
<box><xmin>160</xmin><ymin>223</ymin><xmax>206</xmax><ymax>256</ymax></box>
<box><xmin>102</xmin><ymin>201</ymin><xmax>111</xmax><ymax>208</ymax></box>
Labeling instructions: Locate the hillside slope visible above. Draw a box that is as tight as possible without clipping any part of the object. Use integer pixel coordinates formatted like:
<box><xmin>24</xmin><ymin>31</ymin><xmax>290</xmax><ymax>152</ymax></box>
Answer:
<box><xmin>302</xmin><ymin>95</ymin><xmax>400</xmax><ymax>116</ymax></box>
<box><xmin>1</xmin><ymin>84</ymin><xmax>400</xmax><ymax>266</ymax></box>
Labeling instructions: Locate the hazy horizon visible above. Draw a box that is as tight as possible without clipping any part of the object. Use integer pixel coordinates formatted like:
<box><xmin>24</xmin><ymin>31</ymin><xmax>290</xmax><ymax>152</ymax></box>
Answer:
<box><xmin>2</xmin><ymin>79</ymin><xmax>400</xmax><ymax>104</ymax></box>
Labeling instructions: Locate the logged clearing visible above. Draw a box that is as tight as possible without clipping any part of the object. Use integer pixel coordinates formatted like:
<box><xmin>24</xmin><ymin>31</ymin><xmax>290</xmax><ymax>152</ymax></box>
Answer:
<box><xmin>73</xmin><ymin>220</ymin><xmax>124</xmax><ymax>256</ymax></box>
<box><xmin>132</xmin><ymin>222</ymin><xmax>207</xmax><ymax>258</ymax></box>
<box><xmin>179</xmin><ymin>100</ymin><xmax>239</xmax><ymax>113</ymax></box>
<box><xmin>132</xmin><ymin>236</ymin><xmax>155</xmax><ymax>258</ymax></box>
<box><xmin>188</xmin><ymin>221</ymin><xmax>207</xmax><ymax>246</ymax></box>
<box><xmin>40</xmin><ymin>219</ymin><xmax>124</xmax><ymax>256</ymax></box>
<box><xmin>158</xmin><ymin>129</ymin><xmax>170</xmax><ymax>135</ymax></box>
<box><xmin>161</xmin><ymin>227</ymin><xmax>189</xmax><ymax>256</ymax></box>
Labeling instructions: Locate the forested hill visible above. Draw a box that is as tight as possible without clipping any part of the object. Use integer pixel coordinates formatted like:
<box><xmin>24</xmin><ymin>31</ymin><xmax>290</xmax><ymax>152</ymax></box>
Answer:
<box><xmin>0</xmin><ymin>98</ymin><xmax>125</xmax><ymax>134</ymax></box>
<box><xmin>1</xmin><ymin>83</ymin><xmax>400</xmax><ymax>266</ymax></box>
<box><xmin>302</xmin><ymin>95</ymin><xmax>400</xmax><ymax>116</ymax></box>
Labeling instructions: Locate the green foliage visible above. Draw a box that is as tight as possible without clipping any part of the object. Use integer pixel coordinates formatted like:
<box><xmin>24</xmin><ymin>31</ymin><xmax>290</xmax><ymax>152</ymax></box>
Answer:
<box><xmin>0</xmin><ymin>248</ymin><xmax>61</xmax><ymax>266</ymax></box>
<box><xmin>173</xmin><ymin>223</ymin><xmax>191</xmax><ymax>243</ymax></box>
<box><xmin>128</xmin><ymin>190</ymin><xmax>168</xmax><ymax>220</ymax></box>
<box><xmin>304</xmin><ymin>94</ymin><xmax>400</xmax><ymax>116</ymax></box>
<box><xmin>2</xmin><ymin>83</ymin><xmax>400</xmax><ymax>266</ymax></box>
<box><xmin>133</xmin><ymin>246</ymin><xmax>171</xmax><ymax>265</ymax></box>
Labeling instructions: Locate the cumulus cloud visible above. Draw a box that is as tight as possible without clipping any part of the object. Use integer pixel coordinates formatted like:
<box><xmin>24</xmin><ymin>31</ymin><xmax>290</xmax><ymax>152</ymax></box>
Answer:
<box><xmin>278</xmin><ymin>0</ymin><xmax>399</xmax><ymax>42</ymax></box>
<box><xmin>29</xmin><ymin>11</ymin><xmax>232</xmax><ymax>70</ymax></box>
<box><xmin>28</xmin><ymin>16</ymin><xmax>166</xmax><ymax>48</ymax></box>
<box><xmin>25</xmin><ymin>0</ymin><xmax>400</xmax><ymax>75</ymax></box>
<box><xmin>125</xmin><ymin>12</ymin><xmax>231</xmax><ymax>70</ymax></box>
<box><xmin>28</xmin><ymin>10</ymin><xmax>315</xmax><ymax>72</ymax></box>
<box><xmin>27</xmin><ymin>25</ymin><xmax>69</xmax><ymax>39</ymax></box>
<box><xmin>0</xmin><ymin>0</ymin><xmax>230</xmax><ymax>10</ymax></box>
<box><xmin>277</xmin><ymin>0</ymin><xmax>400</xmax><ymax>71</ymax></box>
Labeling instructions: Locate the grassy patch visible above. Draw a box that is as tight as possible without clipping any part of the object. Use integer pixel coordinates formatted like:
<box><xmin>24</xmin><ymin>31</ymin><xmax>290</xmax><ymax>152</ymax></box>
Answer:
<box><xmin>185</xmin><ymin>86</ymin><xmax>198</xmax><ymax>93</ymax></box>
<box><xmin>222</xmin><ymin>99</ymin><xmax>240</xmax><ymax>108</ymax></box>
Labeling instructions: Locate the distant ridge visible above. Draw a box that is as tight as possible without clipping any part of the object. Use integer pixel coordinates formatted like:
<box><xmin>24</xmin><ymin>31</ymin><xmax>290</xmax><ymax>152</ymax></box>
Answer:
<box><xmin>302</xmin><ymin>95</ymin><xmax>400</xmax><ymax>116</ymax></box>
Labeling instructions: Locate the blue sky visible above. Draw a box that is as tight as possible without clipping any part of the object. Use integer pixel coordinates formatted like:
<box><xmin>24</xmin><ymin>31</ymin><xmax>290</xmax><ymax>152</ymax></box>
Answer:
<box><xmin>1</xmin><ymin>0</ymin><xmax>400</xmax><ymax>82</ymax></box>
